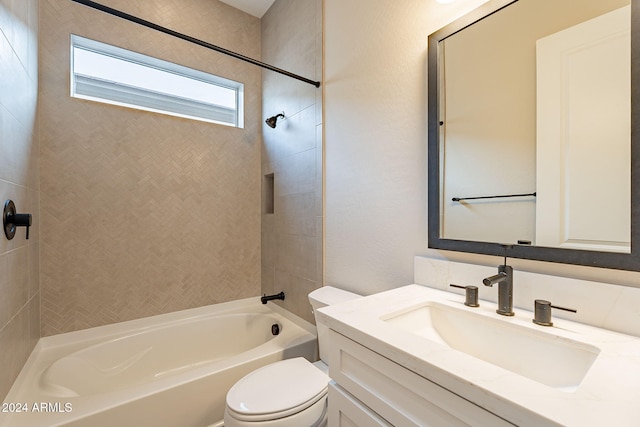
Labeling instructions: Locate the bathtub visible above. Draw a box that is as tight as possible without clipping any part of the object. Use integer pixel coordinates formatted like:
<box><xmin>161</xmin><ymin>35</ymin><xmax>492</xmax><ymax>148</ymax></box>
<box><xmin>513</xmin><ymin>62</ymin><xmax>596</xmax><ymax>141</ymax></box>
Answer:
<box><xmin>0</xmin><ymin>297</ymin><xmax>317</xmax><ymax>427</ymax></box>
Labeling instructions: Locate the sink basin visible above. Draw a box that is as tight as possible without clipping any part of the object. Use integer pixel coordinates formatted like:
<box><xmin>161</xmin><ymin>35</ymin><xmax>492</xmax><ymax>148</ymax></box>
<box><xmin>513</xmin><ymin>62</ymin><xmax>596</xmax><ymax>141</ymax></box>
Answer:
<box><xmin>382</xmin><ymin>302</ymin><xmax>600</xmax><ymax>391</ymax></box>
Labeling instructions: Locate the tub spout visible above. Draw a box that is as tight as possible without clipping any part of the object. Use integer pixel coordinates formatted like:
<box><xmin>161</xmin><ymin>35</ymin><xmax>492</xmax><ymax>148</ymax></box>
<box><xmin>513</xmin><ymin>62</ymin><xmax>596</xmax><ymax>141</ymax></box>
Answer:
<box><xmin>261</xmin><ymin>292</ymin><xmax>285</xmax><ymax>304</ymax></box>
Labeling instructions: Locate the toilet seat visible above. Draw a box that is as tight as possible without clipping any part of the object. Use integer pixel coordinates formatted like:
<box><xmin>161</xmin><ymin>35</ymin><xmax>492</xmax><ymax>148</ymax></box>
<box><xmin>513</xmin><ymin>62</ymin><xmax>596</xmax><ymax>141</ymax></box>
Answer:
<box><xmin>225</xmin><ymin>357</ymin><xmax>329</xmax><ymax>422</ymax></box>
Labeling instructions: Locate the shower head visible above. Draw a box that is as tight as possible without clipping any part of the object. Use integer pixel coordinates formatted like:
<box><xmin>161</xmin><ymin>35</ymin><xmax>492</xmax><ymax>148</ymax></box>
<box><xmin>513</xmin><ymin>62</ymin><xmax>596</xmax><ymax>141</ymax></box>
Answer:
<box><xmin>265</xmin><ymin>113</ymin><xmax>285</xmax><ymax>128</ymax></box>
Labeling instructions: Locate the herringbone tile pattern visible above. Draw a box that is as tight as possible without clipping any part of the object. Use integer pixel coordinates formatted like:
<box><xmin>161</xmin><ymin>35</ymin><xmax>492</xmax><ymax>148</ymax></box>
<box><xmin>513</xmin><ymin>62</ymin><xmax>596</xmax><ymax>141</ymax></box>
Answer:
<box><xmin>39</xmin><ymin>0</ymin><xmax>262</xmax><ymax>335</ymax></box>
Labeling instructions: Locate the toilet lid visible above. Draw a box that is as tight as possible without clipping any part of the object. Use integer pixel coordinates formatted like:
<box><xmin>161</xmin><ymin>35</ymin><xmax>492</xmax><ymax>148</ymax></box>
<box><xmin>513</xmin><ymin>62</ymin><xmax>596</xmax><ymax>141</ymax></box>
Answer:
<box><xmin>226</xmin><ymin>357</ymin><xmax>329</xmax><ymax>419</ymax></box>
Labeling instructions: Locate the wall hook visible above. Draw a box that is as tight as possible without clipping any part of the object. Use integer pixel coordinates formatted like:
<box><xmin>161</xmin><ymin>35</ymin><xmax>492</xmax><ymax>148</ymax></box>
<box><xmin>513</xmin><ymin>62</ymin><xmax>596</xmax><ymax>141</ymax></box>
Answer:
<box><xmin>3</xmin><ymin>200</ymin><xmax>32</xmax><ymax>240</ymax></box>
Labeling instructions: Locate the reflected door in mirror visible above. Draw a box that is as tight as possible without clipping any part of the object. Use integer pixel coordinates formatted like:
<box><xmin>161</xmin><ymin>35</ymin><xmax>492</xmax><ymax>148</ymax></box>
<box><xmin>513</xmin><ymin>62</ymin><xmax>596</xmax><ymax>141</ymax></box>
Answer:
<box><xmin>536</xmin><ymin>6</ymin><xmax>630</xmax><ymax>253</ymax></box>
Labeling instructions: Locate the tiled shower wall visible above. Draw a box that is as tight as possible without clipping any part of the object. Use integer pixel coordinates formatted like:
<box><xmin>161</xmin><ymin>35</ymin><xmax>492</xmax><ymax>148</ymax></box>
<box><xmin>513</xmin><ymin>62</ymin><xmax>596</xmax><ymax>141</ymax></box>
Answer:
<box><xmin>0</xmin><ymin>0</ymin><xmax>39</xmax><ymax>400</ymax></box>
<box><xmin>39</xmin><ymin>0</ymin><xmax>262</xmax><ymax>335</ymax></box>
<box><xmin>260</xmin><ymin>0</ymin><xmax>323</xmax><ymax>323</ymax></box>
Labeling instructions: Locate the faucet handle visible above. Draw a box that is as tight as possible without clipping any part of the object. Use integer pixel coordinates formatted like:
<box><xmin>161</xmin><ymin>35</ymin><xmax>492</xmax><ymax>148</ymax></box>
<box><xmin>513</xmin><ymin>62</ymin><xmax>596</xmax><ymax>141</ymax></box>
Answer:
<box><xmin>533</xmin><ymin>299</ymin><xmax>577</xmax><ymax>326</ymax></box>
<box><xmin>3</xmin><ymin>200</ymin><xmax>32</xmax><ymax>240</ymax></box>
<box><xmin>449</xmin><ymin>284</ymin><xmax>479</xmax><ymax>307</ymax></box>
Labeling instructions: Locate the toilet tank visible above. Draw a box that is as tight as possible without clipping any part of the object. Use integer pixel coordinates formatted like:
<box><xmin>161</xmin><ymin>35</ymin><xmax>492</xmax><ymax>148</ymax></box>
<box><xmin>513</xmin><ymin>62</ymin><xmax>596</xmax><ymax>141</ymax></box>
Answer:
<box><xmin>308</xmin><ymin>286</ymin><xmax>361</xmax><ymax>363</ymax></box>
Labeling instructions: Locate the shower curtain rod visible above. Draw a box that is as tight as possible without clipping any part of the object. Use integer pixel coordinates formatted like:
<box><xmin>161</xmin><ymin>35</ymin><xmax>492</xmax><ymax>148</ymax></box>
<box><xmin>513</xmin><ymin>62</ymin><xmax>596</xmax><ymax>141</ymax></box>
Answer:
<box><xmin>70</xmin><ymin>0</ymin><xmax>321</xmax><ymax>88</ymax></box>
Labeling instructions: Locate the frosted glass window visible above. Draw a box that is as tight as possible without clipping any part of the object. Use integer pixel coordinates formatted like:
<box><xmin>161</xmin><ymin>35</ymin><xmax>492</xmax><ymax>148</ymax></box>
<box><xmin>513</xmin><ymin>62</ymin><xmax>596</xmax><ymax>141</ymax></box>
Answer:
<box><xmin>71</xmin><ymin>35</ymin><xmax>244</xmax><ymax>127</ymax></box>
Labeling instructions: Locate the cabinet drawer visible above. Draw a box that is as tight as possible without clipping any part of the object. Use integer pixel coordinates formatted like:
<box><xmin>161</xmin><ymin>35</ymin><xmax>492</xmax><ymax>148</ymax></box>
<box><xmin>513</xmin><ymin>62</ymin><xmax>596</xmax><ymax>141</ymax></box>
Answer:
<box><xmin>329</xmin><ymin>382</ymin><xmax>392</xmax><ymax>427</ymax></box>
<box><xmin>328</xmin><ymin>330</ymin><xmax>513</xmax><ymax>427</ymax></box>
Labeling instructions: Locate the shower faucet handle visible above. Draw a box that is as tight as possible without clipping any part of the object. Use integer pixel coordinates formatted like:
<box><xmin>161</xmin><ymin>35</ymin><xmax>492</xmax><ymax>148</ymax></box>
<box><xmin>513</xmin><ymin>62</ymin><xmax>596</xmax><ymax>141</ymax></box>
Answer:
<box><xmin>3</xmin><ymin>200</ymin><xmax>32</xmax><ymax>240</ymax></box>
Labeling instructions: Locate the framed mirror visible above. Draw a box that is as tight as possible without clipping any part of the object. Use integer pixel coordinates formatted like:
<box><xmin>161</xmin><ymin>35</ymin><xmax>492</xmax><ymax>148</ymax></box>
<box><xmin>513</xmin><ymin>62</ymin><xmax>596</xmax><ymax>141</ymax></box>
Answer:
<box><xmin>427</xmin><ymin>0</ymin><xmax>640</xmax><ymax>270</ymax></box>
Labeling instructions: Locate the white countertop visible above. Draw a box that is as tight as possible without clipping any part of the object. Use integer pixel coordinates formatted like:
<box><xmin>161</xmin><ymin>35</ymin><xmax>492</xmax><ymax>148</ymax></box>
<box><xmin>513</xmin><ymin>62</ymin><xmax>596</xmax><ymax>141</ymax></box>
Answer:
<box><xmin>317</xmin><ymin>284</ymin><xmax>640</xmax><ymax>426</ymax></box>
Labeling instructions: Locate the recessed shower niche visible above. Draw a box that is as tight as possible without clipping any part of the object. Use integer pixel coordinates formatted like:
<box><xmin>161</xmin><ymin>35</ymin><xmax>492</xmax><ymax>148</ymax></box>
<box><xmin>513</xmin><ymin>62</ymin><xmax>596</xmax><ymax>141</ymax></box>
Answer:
<box><xmin>264</xmin><ymin>173</ymin><xmax>275</xmax><ymax>214</ymax></box>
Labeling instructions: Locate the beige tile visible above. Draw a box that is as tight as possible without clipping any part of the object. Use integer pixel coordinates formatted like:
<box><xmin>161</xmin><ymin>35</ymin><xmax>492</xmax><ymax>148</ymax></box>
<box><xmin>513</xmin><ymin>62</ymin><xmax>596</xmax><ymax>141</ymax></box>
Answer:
<box><xmin>28</xmin><ymin>293</ymin><xmax>39</xmax><ymax>352</ymax></box>
<box><xmin>4</xmin><ymin>0</ymin><xmax>29</xmax><ymax>66</ymax></box>
<box><xmin>0</xmin><ymin>305</ymin><xmax>30</xmax><ymax>401</ymax></box>
<box><xmin>27</xmin><ymin>0</ymin><xmax>38</xmax><ymax>81</ymax></box>
<box><xmin>262</xmin><ymin>214</ymin><xmax>278</xmax><ymax>267</ymax></box>
<box><xmin>0</xmin><ymin>33</ymin><xmax>17</xmax><ymax>109</ymax></box>
<box><xmin>0</xmin><ymin>247</ymin><xmax>29</xmax><ymax>327</ymax></box>
<box><xmin>294</xmin><ymin>147</ymin><xmax>317</xmax><ymax>194</ymax></box>
<box><xmin>277</xmin><ymin>192</ymin><xmax>316</xmax><ymax>237</ymax></box>
<box><xmin>0</xmin><ymin>35</ymin><xmax>32</xmax><ymax>128</ymax></box>
<box><xmin>290</xmin><ymin>107</ymin><xmax>318</xmax><ymax>155</ymax></box>
<box><xmin>27</xmin><ymin>240</ymin><xmax>38</xmax><ymax>298</ymax></box>
<box><xmin>274</xmin><ymin>148</ymin><xmax>317</xmax><ymax>197</ymax></box>
<box><xmin>0</xmin><ymin>253</ymin><xmax>8</xmax><ymax>325</ymax></box>
<box><xmin>0</xmin><ymin>105</ymin><xmax>16</xmax><ymax>184</ymax></box>
<box><xmin>261</xmin><ymin>264</ymin><xmax>276</xmax><ymax>297</ymax></box>
<box><xmin>8</xmin><ymin>246</ymin><xmax>29</xmax><ymax>296</ymax></box>
<box><xmin>276</xmin><ymin>234</ymin><xmax>317</xmax><ymax>281</ymax></box>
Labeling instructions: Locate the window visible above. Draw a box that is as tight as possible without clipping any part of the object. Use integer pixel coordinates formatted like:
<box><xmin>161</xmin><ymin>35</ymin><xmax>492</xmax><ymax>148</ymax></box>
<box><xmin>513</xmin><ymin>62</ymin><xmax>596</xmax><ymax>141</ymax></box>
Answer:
<box><xmin>70</xmin><ymin>35</ymin><xmax>244</xmax><ymax>127</ymax></box>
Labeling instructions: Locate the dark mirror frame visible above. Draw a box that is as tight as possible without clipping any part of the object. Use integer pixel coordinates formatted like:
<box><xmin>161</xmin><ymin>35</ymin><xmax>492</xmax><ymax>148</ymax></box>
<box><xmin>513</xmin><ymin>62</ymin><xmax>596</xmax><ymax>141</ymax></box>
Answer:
<box><xmin>427</xmin><ymin>0</ymin><xmax>640</xmax><ymax>270</ymax></box>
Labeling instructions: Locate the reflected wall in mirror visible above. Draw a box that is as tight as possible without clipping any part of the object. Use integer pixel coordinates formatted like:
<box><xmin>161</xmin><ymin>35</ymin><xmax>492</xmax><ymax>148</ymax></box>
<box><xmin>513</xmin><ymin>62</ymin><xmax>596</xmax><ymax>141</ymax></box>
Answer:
<box><xmin>427</xmin><ymin>0</ymin><xmax>640</xmax><ymax>270</ymax></box>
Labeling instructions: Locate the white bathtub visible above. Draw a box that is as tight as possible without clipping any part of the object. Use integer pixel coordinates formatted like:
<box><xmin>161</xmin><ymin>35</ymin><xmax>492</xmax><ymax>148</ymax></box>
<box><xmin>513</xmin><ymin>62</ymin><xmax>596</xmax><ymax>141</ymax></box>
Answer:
<box><xmin>0</xmin><ymin>298</ymin><xmax>317</xmax><ymax>427</ymax></box>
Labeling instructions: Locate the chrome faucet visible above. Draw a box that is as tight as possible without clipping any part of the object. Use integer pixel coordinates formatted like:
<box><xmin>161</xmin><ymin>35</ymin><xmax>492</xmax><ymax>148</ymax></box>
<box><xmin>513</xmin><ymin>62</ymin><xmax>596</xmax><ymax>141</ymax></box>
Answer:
<box><xmin>483</xmin><ymin>264</ymin><xmax>514</xmax><ymax>316</ymax></box>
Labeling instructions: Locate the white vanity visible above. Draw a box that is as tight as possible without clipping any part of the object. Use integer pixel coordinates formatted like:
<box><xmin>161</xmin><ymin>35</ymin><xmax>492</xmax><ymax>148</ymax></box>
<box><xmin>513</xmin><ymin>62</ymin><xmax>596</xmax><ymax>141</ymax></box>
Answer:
<box><xmin>317</xmin><ymin>283</ymin><xmax>640</xmax><ymax>426</ymax></box>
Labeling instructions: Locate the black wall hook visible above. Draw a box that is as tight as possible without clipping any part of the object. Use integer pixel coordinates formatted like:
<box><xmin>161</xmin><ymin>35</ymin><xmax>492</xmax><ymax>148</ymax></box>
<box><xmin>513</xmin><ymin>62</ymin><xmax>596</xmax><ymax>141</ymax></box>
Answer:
<box><xmin>3</xmin><ymin>200</ymin><xmax>32</xmax><ymax>240</ymax></box>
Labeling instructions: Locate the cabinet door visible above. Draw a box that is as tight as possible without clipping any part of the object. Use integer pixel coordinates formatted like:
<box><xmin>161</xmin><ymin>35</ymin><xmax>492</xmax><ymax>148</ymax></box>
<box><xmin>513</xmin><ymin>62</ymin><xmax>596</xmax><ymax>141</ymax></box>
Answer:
<box><xmin>329</xmin><ymin>330</ymin><xmax>514</xmax><ymax>427</ymax></box>
<box><xmin>328</xmin><ymin>382</ymin><xmax>392</xmax><ymax>427</ymax></box>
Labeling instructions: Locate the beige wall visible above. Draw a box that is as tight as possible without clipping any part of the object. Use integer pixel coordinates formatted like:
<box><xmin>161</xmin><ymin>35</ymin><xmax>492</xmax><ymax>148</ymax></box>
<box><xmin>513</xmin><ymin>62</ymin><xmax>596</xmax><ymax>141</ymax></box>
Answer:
<box><xmin>324</xmin><ymin>0</ymin><xmax>489</xmax><ymax>295</ymax></box>
<box><xmin>260</xmin><ymin>0</ymin><xmax>322</xmax><ymax>323</ymax></box>
<box><xmin>324</xmin><ymin>0</ymin><xmax>640</xmax><ymax>296</ymax></box>
<box><xmin>39</xmin><ymin>0</ymin><xmax>262</xmax><ymax>336</ymax></box>
<box><xmin>0</xmin><ymin>0</ymin><xmax>40</xmax><ymax>401</ymax></box>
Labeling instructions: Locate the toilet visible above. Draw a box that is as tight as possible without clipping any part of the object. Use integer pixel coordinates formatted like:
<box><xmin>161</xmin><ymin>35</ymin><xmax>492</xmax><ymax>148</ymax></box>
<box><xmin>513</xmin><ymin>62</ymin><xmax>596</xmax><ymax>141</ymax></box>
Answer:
<box><xmin>223</xmin><ymin>286</ymin><xmax>360</xmax><ymax>426</ymax></box>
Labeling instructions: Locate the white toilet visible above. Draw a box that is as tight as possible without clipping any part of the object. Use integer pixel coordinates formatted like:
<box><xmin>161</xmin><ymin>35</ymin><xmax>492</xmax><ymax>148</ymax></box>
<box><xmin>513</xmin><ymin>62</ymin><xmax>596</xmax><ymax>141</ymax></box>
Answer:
<box><xmin>224</xmin><ymin>286</ymin><xmax>360</xmax><ymax>426</ymax></box>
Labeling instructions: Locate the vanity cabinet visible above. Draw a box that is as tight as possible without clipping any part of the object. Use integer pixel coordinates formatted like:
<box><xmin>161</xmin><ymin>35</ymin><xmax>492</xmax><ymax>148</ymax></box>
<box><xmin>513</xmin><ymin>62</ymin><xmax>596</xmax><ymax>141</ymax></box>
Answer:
<box><xmin>328</xmin><ymin>383</ymin><xmax>392</xmax><ymax>426</ymax></box>
<box><xmin>327</xmin><ymin>330</ymin><xmax>514</xmax><ymax>427</ymax></box>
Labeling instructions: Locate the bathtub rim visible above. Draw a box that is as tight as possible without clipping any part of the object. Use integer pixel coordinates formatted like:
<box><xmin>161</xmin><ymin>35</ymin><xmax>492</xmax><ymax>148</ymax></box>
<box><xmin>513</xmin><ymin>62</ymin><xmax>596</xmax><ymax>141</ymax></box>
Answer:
<box><xmin>36</xmin><ymin>296</ymin><xmax>315</xmax><ymax>353</ymax></box>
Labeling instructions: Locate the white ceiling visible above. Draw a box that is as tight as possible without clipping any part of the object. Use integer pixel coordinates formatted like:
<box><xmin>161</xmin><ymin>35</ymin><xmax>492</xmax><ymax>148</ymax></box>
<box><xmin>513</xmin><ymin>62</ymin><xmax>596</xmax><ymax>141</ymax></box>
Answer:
<box><xmin>218</xmin><ymin>0</ymin><xmax>276</xmax><ymax>18</ymax></box>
